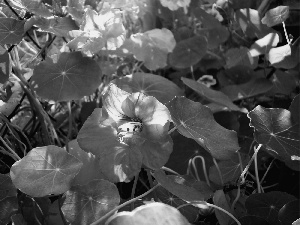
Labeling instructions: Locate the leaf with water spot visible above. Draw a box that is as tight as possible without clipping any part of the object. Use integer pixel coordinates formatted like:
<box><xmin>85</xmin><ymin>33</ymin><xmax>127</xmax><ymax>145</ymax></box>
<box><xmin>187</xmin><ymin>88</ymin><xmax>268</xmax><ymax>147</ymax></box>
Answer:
<box><xmin>62</xmin><ymin>179</ymin><xmax>120</xmax><ymax>225</ymax></box>
<box><xmin>248</xmin><ymin>105</ymin><xmax>300</xmax><ymax>161</ymax></box>
<box><xmin>10</xmin><ymin>145</ymin><xmax>83</xmax><ymax>197</ymax></box>
<box><xmin>31</xmin><ymin>51</ymin><xmax>102</xmax><ymax>102</ymax></box>
<box><xmin>166</xmin><ymin>96</ymin><xmax>239</xmax><ymax>160</ymax></box>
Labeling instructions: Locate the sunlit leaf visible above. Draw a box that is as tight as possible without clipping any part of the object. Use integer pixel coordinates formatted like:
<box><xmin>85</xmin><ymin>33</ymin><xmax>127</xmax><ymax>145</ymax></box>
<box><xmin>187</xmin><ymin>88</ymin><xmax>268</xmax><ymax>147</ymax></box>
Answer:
<box><xmin>0</xmin><ymin>197</ymin><xmax>18</xmax><ymax>225</ymax></box>
<box><xmin>235</xmin><ymin>8</ymin><xmax>273</xmax><ymax>38</ymax></box>
<box><xmin>0</xmin><ymin>47</ymin><xmax>10</xmax><ymax>84</ymax></box>
<box><xmin>248</xmin><ymin>105</ymin><xmax>300</xmax><ymax>161</ymax></box>
<box><xmin>169</xmin><ymin>35</ymin><xmax>207</xmax><ymax>69</ymax></box>
<box><xmin>213</xmin><ymin>190</ymin><xmax>233</xmax><ymax>225</ymax></box>
<box><xmin>167</xmin><ymin>96</ymin><xmax>240</xmax><ymax>160</ymax></box>
<box><xmin>30</xmin><ymin>16</ymin><xmax>78</xmax><ymax>37</ymax></box>
<box><xmin>0</xmin><ymin>18</ymin><xmax>24</xmax><ymax>45</ymax></box>
<box><xmin>160</xmin><ymin>0</ymin><xmax>191</xmax><ymax>12</ymax></box>
<box><xmin>181</xmin><ymin>77</ymin><xmax>242</xmax><ymax>112</ymax></box>
<box><xmin>225</xmin><ymin>47</ymin><xmax>258</xmax><ymax>69</ymax></box>
<box><xmin>221</xmin><ymin>78</ymin><xmax>273</xmax><ymax>101</ymax></box>
<box><xmin>153</xmin><ymin>169</ymin><xmax>213</xmax><ymax>202</ymax></box>
<box><xmin>31</xmin><ymin>51</ymin><xmax>102</xmax><ymax>102</ymax></box>
<box><xmin>10</xmin><ymin>0</ymin><xmax>52</xmax><ymax>17</ymax></box>
<box><xmin>106</xmin><ymin>202</ymin><xmax>189</xmax><ymax>225</ymax></box>
<box><xmin>121</xmin><ymin>28</ymin><xmax>175</xmax><ymax>70</ymax></box>
<box><xmin>10</xmin><ymin>145</ymin><xmax>83</xmax><ymax>197</ymax></box>
<box><xmin>249</xmin><ymin>32</ymin><xmax>280</xmax><ymax>57</ymax></box>
<box><xmin>278</xmin><ymin>200</ymin><xmax>300</xmax><ymax>225</ymax></box>
<box><xmin>245</xmin><ymin>191</ymin><xmax>296</xmax><ymax>225</ymax></box>
<box><xmin>209</xmin><ymin>153</ymin><xmax>249</xmax><ymax>185</ymax></box>
<box><xmin>62</xmin><ymin>179</ymin><xmax>120</xmax><ymax>225</ymax></box>
<box><xmin>68</xmin><ymin>139</ymin><xmax>107</xmax><ymax>186</ymax></box>
<box><xmin>262</xmin><ymin>6</ymin><xmax>290</xmax><ymax>27</ymax></box>
<box><xmin>267</xmin><ymin>44</ymin><xmax>299</xmax><ymax>69</ymax></box>
<box><xmin>112</xmin><ymin>72</ymin><xmax>183</xmax><ymax>104</ymax></box>
<box><xmin>0</xmin><ymin>174</ymin><xmax>17</xmax><ymax>201</ymax></box>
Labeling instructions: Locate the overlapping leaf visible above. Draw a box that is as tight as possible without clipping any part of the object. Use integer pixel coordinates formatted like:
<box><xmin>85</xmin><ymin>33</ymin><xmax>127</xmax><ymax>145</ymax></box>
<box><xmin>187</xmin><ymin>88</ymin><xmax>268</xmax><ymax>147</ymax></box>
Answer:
<box><xmin>10</xmin><ymin>145</ymin><xmax>83</xmax><ymax>197</ymax></box>
<box><xmin>167</xmin><ymin>96</ymin><xmax>240</xmax><ymax>160</ymax></box>
<box><xmin>31</xmin><ymin>51</ymin><xmax>102</xmax><ymax>101</ymax></box>
<box><xmin>248</xmin><ymin>105</ymin><xmax>300</xmax><ymax>161</ymax></box>
<box><xmin>169</xmin><ymin>35</ymin><xmax>207</xmax><ymax>69</ymax></box>
<box><xmin>225</xmin><ymin>47</ymin><xmax>258</xmax><ymax>69</ymax></box>
<box><xmin>267</xmin><ymin>44</ymin><xmax>299</xmax><ymax>69</ymax></box>
<box><xmin>249</xmin><ymin>32</ymin><xmax>280</xmax><ymax>57</ymax></box>
<box><xmin>0</xmin><ymin>197</ymin><xmax>19</xmax><ymax>225</ymax></box>
<box><xmin>0</xmin><ymin>47</ymin><xmax>10</xmax><ymax>84</ymax></box>
<box><xmin>181</xmin><ymin>77</ymin><xmax>242</xmax><ymax>112</ymax></box>
<box><xmin>106</xmin><ymin>202</ymin><xmax>189</xmax><ymax>225</ymax></box>
<box><xmin>235</xmin><ymin>8</ymin><xmax>273</xmax><ymax>38</ymax></box>
<box><xmin>262</xmin><ymin>6</ymin><xmax>290</xmax><ymax>27</ymax></box>
<box><xmin>113</xmin><ymin>72</ymin><xmax>183</xmax><ymax>104</ymax></box>
<box><xmin>0</xmin><ymin>18</ymin><xmax>24</xmax><ymax>45</ymax></box>
<box><xmin>245</xmin><ymin>191</ymin><xmax>296</xmax><ymax>225</ymax></box>
<box><xmin>9</xmin><ymin>0</ymin><xmax>52</xmax><ymax>17</ymax></box>
<box><xmin>121</xmin><ymin>28</ymin><xmax>176</xmax><ymax>70</ymax></box>
<box><xmin>62</xmin><ymin>179</ymin><xmax>120</xmax><ymax>225</ymax></box>
<box><xmin>153</xmin><ymin>170</ymin><xmax>213</xmax><ymax>202</ymax></box>
<box><xmin>213</xmin><ymin>190</ymin><xmax>233</xmax><ymax>225</ymax></box>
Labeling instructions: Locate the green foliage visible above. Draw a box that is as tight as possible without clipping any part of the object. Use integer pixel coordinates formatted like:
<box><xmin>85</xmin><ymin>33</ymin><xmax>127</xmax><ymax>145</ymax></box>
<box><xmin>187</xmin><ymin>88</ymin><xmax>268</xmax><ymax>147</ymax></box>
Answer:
<box><xmin>0</xmin><ymin>0</ymin><xmax>299</xmax><ymax>225</ymax></box>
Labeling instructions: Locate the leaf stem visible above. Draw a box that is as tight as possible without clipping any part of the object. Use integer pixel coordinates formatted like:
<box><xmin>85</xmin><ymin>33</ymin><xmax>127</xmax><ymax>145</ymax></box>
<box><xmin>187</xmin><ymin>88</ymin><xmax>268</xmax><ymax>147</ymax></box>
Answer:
<box><xmin>167</xmin><ymin>126</ymin><xmax>177</xmax><ymax>135</ymax></box>
<box><xmin>282</xmin><ymin>22</ymin><xmax>291</xmax><ymax>44</ymax></box>
<box><xmin>192</xmin><ymin>155</ymin><xmax>210</xmax><ymax>186</ymax></box>
<box><xmin>162</xmin><ymin>166</ymin><xmax>179</xmax><ymax>175</ymax></box>
<box><xmin>131</xmin><ymin>174</ymin><xmax>139</xmax><ymax>210</ymax></box>
<box><xmin>254</xmin><ymin>147</ymin><xmax>261</xmax><ymax>193</ymax></box>
<box><xmin>90</xmin><ymin>184</ymin><xmax>160</xmax><ymax>225</ymax></box>
<box><xmin>212</xmin><ymin>158</ymin><xmax>223</xmax><ymax>186</ymax></box>
<box><xmin>0</xmin><ymin>136</ymin><xmax>21</xmax><ymax>160</ymax></box>
<box><xmin>66</xmin><ymin>101</ymin><xmax>72</xmax><ymax>152</ymax></box>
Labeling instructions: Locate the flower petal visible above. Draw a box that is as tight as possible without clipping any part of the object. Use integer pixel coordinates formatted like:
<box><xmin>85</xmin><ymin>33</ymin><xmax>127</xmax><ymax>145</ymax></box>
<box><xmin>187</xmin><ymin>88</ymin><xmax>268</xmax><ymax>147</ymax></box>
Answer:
<box><xmin>141</xmin><ymin>135</ymin><xmax>173</xmax><ymax>170</ymax></box>
<box><xmin>102</xmin><ymin>83</ymin><xmax>131</xmax><ymax>121</ymax></box>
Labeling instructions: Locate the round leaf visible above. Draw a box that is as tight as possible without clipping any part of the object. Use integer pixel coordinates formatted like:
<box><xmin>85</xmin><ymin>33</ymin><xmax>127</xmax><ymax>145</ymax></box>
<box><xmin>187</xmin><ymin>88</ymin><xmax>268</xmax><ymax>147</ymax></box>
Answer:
<box><xmin>105</xmin><ymin>202</ymin><xmax>189</xmax><ymax>225</ymax></box>
<box><xmin>31</xmin><ymin>51</ymin><xmax>102</xmax><ymax>101</ymax></box>
<box><xmin>167</xmin><ymin>96</ymin><xmax>240</xmax><ymax>160</ymax></box>
<box><xmin>10</xmin><ymin>145</ymin><xmax>83</xmax><ymax>197</ymax></box>
<box><xmin>0</xmin><ymin>18</ymin><xmax>24</xmax><ymax>45</ymax></box>
<box><xmin>262</xmin><ymin>6</ymin><xmax>290</xmax><ymax>27</ymax></box>
<box><xmin>245</xmin><ymin>191</ymin><xmax>297</xmax><ymax>225</ymax></box>
<box><xmin>169</xmin><ymin>35</ymin><xmax>208</xmax><ymax>69</ymax></box>
<box><xmin>62</xmin><ymin>179</ymin><xmax>120</xmax><ymax>225</ymax></box>
<box><xmin>113</xmin><ymin>72</ymin><xmax>183</xmax><ymax>104</ymax></box>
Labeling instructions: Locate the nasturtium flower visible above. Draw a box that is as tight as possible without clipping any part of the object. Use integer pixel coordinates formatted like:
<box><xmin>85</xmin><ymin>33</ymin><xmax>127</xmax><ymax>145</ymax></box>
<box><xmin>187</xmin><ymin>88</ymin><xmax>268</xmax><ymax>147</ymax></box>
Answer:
<box><xmin>77</xmin><ymin>84</ymin><xmax>173</xmax><ymax>182</ymax></box>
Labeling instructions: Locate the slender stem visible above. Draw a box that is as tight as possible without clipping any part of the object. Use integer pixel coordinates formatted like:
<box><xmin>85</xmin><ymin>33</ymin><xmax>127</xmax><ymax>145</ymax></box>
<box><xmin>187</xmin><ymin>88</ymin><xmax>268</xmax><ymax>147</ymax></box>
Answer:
<box><xmin>0</xmin><ymin>136</ymin><xmax>21</xmax><ymax>160</ymax></box>
<box><xmin>190</xmin><ymin>66</ymin><xmax>195</xmax><ymax>80</ymax></box>
<box><xmin>90</xmin><ymin>184</ymin><xmax>160</xmax><ymax>225</ymax></box>
<box><xmin>282</xmin><ymin>22</ymin><xmax>291</xmax><ymax>44</ymax></box>
<box><xmin>230</xmin><ymin>183</ymin><xmax>241</xmax><ymax>212</ymax></box>
<box><xmin>193</xmin><ymin>155</ymin><xmax>210</xmax><ymax>186</ymax></box>
<box><xmin>260</xmin><ymin>159</ymin><xmax>274</xmax><ymax>185</ymax></box>
<box><xmin>257</xmin><ymin>0</ymin><xmax>271</xmax><ymax>15</ymax></box>
<box><xmin>66</xmin><ymin>101</ymin><xmax>72</xmax><ymax>152</ymax></box>
<box><xmin>131</xmin><ymin>174</ymin><xmax>139</xmax><ymax>210</ymax></box>
<box><xmin>168</xmin><ymin>126</ymin><xmax>177</xmax><ymax>135</ymax></box>
<box><xmin>177</xmin><ymin>202</ymin><xmax>241</xmax><ymax>225</ymax></box>
<box><xmin>3</xmin><ymin>0</ymin><xmax>22</xmax><ymax>19</ymax></box>
<box><xmin>162</xmin><ymin>166</ymin><xmax>179</xmax><ymax>175</ymax></box>
<box><xmin>213</xmin><ymin>158</ymin><xmax>223</xmax><ymax>186</ymax></box>
<box><xmin>187</xmin><ymin>158</ymin><xmax>193</xmax><ymax>175</ymax></box>
<box><xmin>191</xmin><ymin>157</ymin><xmax>201</xmax><ymax>181</ymax></box>
<box><xmin>254</xmin><ymin>148</ymin><xmax>261</xmax><ymax>193</ymax></box>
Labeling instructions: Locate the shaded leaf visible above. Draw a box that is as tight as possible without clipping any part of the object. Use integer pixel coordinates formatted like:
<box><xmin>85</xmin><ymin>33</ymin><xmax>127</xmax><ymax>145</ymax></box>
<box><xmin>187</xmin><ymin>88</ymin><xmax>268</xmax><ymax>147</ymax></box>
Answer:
<box><xmin>47</xmin><ymin>200</ymin><xmax>65</xmax><ymax>225</ymax></box>
<box><xmin>169</xmin><ymin>35</ymin><xmax>207</xmax><ymax>69</ymax></box>
<box><xmin>262</xmin><ymin>6</ymin><xmax>290</xmax><ymax>27</ymax></box>
<box><xmin>0</xmin><ymin>197</ymin><xmax>18</xmax><ymax>225</ymax></box>
<box><xmin>269</xmin><ymin>70</ymin><xmax>298</xmax><ymax>95</ymax></box>
<box><xmin>182</xmin><ymin>77</ymin><xmax>242</xmax><ymax>112</ymax></box>
<box><xmin>0</xmin><ymin>174</ymin><xmax>17</xmax><ymax>201</ymax></box>
<box><xmin>153</xmin><ymin>169</ymin><xmax>213</xmax><ymax>202</ymax></box>
<box><xmin>249</xmin><ymin>32</ymin><xmax>280</xmax><ymax>57</ymax></box>
<box><xmin>31</xmin><ymin>51</ymin><xmax>102</xmax><ymax>101</ymax></box>
<box><xmin>245</xmin><ymin>191</ymin><xmax>296</xmax><ymax>225</ymax></box>
<box><xmin>289</xmin><ymin>94</ymin><xmax>299</xmax><ymax>123</ymax></box>
<box><xmin>267</xmin><ymin>44</ymin><xmax>299</xmax><ymax>69</ymax></box>
<box><xmin>198</xmin><ymin>26</ymin><xmax>229</xmax><ymax>49</ymax></box>
<box><xmin>213</xmin><ymin>190</ymin><xmax>233</xmax><ymax>225</ymax></box>
<box><xmin>167</xmin><ymin>96</ymin><xmax>240</xmax><ymax>160</ymax></box>
<box><xmin>192</xmin><ymin>7</ymin><xmax>222</xmax><ymax>29</ymax></box>
<box><xmin>105</xmin><ymin>202</ymin><xmax>189</xmax><ymax>225</ymax></box>
<box><xmin>11</xmin><ymin>213</ymin><xmax>27</xmax><ymax>225</ymax></box>
<box><xmin>121</xmin><ymin>28</ymin><xmax>175</xmax><ymax>70</ymax></box>
<box><xmin>0</xmin><ymin>47</ymin><xmax>10</xmax><ymax>84</ymax></box>
<box><xmin>248</xmin><ymin>105</ymin><xmax>300</xmax><ymax>161</ymax></box>
<box><xmin>10</xmin><ymin>145</ymin><xmax>83</xmax><ymax>197</ymax></box>
<box><xmin>278</xmin><ymin>200</ymin><xmax>300</xmax><ymax>225</ymax></box>
<box><xmin>209</xmin><ymin>153</ymin><xmax>249</xmax><ymax>185</ymax></box>
<box><xmin>68</xmin><ymin>139</ymin><xmax>107</xmax><ymax>186</ymax></box>
<box><xmin>235</xmin><ymin>8</ymin><xmax>273</xmax><ymax>38</ymax></box>
<box><xmin>62</xmin><ymin>179</ymin><xmax>120</xmax><ymax>225</ymax></box>
<box><xmin>221</xmin><ymin>78</ymin><xmax>273</xmax><ymax>101</ymax></box>
<box><xmin>0</xmin><ymin>18</ymin><xmax>24</xmax><ymax>45</ymax></box>
<box><xmin>225</xmin><ymin>47</ymin><xmax>258</xmax><ymax>69</ymax></box>
<box><xmin>230</xmin><ymin>215</ymin><xmax>270</xmax><ymax>225</ymax></box>
<box><xmin>112</xmin><ymin>72</ymin><xmax>183</xmax><ymax>104</ymax></box>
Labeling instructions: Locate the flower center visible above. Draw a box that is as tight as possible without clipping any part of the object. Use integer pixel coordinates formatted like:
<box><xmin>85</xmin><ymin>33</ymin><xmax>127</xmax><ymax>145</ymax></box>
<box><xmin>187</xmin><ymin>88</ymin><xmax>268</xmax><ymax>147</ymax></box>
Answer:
<box><xmin>117</xmin><ymin>117</ymin><xmax>143</xmax><ymax>144</ymax></box>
